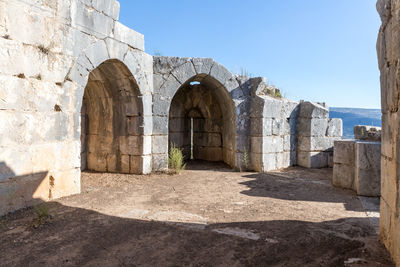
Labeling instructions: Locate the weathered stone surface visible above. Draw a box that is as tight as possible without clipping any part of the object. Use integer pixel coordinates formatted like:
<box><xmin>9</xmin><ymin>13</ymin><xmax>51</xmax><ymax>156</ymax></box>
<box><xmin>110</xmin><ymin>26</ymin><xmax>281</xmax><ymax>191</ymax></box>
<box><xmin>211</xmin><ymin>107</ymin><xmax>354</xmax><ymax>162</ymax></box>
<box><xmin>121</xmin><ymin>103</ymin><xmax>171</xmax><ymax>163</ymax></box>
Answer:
<box><xmin>333</xmin><ymin>163</ymin><xmax>355</xmax><ymax>190</ymax></box>
<box><xmin>333</xmin><ymin>140</ymin><xmax>355</xmax><ymax>165</ymax></box>
<box><xmin>298</xmin><ymin>101</ymin><xmax>329</xmax><ymax>119</ymax></box>
<box><xmin>355</xmin><ymin>141</ymin><xmax>381</xmax><ymax>197</ymax></box>
<box><xmin>354</xmin><ymin>125</ymin><xmax>381</xmax><ymax>141</ymax></box>
<box><xmin>298</xmin><ymin>151</ymin><xmax>329</xmax><ymax>168</ymax></box>
<box><xmin>327</xmin><ymin>118</ymin><xmax>343</xmax><ymax>137</ymax></box>
<box><xmin>332</xmin><ymin>140</ymin><xmax>356</xmax><ymax>190</ymax></box>
<box><xmin>333</xmin><ymin>140</ymin><xmax>381</xmax><ymax>197</ymax></box>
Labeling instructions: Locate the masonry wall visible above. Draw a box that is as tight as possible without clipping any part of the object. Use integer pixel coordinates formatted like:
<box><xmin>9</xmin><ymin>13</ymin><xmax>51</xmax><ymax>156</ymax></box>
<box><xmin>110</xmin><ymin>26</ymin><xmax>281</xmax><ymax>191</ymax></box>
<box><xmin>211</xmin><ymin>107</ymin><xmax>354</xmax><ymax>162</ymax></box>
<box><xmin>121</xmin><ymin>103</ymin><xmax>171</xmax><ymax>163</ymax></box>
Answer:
<box><xmin>377</xmin><ymin>0</ymin><xmax>400</xmax><ymax>264</ymax></box>
<box><xmin>0</xmin><ymin>0</ymin><xmax>153</xmax><ymax>215</ymax></box>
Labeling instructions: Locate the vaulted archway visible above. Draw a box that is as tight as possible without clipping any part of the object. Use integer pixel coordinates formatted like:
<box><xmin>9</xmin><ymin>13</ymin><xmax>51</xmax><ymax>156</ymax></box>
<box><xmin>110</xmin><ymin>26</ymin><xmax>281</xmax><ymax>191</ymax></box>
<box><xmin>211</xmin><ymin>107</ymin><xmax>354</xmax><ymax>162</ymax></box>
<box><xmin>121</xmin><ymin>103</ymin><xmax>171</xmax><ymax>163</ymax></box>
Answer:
<box><xmin>168</xmin><ymin>74</ymin><xmax>236</xmax><ymax>167</ymax></box>
<box><xmin>81</xmin><ymin>59</ymin><xmax>144</xmax><ymax>174</ymax></box>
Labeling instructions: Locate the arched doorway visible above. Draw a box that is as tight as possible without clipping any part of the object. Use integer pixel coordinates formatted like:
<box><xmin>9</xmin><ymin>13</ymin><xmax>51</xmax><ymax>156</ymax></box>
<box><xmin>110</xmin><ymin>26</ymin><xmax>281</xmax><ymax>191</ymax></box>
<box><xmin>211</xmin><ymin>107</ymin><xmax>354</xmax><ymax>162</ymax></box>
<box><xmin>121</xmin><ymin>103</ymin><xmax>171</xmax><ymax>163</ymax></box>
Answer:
<box><xmin>168</xmin><ymin>74</ymin><xmax>236</xmax><ymax>167</ymax></box>
<box><xmin>80</xmin><ymin>59</ymin><xmax>143</xmax><ymax>174</ymax></box>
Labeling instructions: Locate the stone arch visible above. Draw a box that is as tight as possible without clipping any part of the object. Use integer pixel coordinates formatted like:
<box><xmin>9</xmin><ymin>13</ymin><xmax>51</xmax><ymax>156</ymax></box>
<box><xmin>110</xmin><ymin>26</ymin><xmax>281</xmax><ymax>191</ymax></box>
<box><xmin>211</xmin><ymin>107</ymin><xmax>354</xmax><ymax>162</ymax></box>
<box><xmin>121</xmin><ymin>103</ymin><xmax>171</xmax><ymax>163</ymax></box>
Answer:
<box><xmin>69</xmin><ymin>39</ymin><xmax>154</xmax><ymax>174</ymax></box>
<box><xmin>168</xmin><ymin>74</ymin><xmax>237</xmax><ymax>167</ymax></box>
<box><xmin>81</xmin><ymin>59</ymin><xmax>143</xmax><ymax>173</ymax></box>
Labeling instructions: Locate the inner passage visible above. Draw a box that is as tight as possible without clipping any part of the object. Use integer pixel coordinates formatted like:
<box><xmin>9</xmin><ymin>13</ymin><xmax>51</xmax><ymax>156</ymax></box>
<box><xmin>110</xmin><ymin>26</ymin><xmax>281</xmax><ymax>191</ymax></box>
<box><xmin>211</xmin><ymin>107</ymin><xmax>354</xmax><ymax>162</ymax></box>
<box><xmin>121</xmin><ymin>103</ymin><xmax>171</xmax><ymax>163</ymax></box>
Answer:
<box><xmin>80</xmin><ymin>59</ymin><xmax>143</xmax><ymax>174</ymax></box>
<box><xmin>168</xmin><ymin>75</ymin><xmax>236</xmax><ymax>166</ymax></box>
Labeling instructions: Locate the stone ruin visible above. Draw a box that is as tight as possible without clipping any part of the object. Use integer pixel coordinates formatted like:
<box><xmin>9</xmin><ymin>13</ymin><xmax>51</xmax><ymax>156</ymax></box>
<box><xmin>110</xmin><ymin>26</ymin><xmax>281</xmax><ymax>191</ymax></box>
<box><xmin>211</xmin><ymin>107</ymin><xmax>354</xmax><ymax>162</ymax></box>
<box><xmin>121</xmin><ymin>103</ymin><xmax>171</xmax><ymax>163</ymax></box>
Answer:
<box><xmin>0</xmin><ymin>0</ymin><xmax>345</xmax><ymax>216</ymax></box>
<box><xmin>2</xmin><ymin>0</ymin><xmax>400</xmax><ymax>265</ymax></box>
<box><xmin>333</xmin><ymin>126</ymin><xmax>382</xmax><ymax>197</ymax></box>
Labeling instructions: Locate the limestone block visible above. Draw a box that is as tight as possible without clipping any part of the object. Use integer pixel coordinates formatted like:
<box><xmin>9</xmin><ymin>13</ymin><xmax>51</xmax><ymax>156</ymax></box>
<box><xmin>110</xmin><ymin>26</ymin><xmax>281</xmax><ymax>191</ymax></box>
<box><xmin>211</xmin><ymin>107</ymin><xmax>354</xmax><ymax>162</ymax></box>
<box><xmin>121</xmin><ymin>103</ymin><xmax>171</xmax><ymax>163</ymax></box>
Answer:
<box><xmin>127</xmin><ymin>117</ymin><xmax>141</xmax><ymax>136</ymax></box>
<box><xmin>142</xmin><ymin>116</ymin><xmax>153</xmax><ymax>136</ymax></box>
<box><xmin>153</xmin><ymin>116</ymin><xmax>168</xmax><ymax>135</ymax></box>
<box><xmin>250</xmin><ymin>117</ymin><xmax>272</xmax><ymax>136</ymax></box>
<box><xmin>152</xmin><ymin>135</ymin><xmax>169</xmax><ymax>154</ymax></box>
<box><xmin>276</xmin><ymin>152</ymin><xmax>291</xmax><ymax>169</ymax></box>
<box><xmin>332</xmin><ymin>163</ymin><xmax>355</xmax><ymax>190</ymax></box>
<box><xmin>171</xmin><ymin>60</ymin><xmax>196</xmax><ymax>85</ymax></box>
<box><xmin>3</xmin><ymin>1</ymin><xmax>55</xmax><ymax>48</ymax></box>
<box><xmin>113</xmin><ymin>22</ymin><xmax>144</xmax><ymax>51</ymax></box>
<box><xmin>209</xmin><ymin>62</ymin><xmax>235</xmax><ymax>90</ymax></box>
<box><xmin>84</xmin><ymin>40</ymin><xmax>109</xmax><ymax>70</ymax></box>
<box><xmin>106</xmin><ymin>154</ymin><xmax>117</xmax><ymax>172</ymax></box>
<box><xmin>298</xmin><ymin>151</ymin><xmax>328</xmax><ymax>168</ymax></box>
<box><xmin>250</xmin><ymin>152</ymin><xmax>263</xmax><ymax>172</ymax></box>
<box><xmin>298</xmin><ymin>136</ymin><xmax>337</xmax><ymax>152</ymax></box>
<box><xmin>152</xmin><ymin>153</ymin><xmax>168</xmax><ymax>171</ymax></box>
<box><xmin>0</xmin><ymin>146</ymin><xmax>33</xmax><ymax>181</ymax></box>
<box><xmin>327</xmin><ymin>118</ymin><xmax>343</xmax><ymax>137</ymax></box>
<box><xmin>142</xmin><ymin>135</ymin><xmax>152</xmax><ymax>155</ymax></box>
<box><xmin>250</xmin><ymin>136</ymin><xmax>283</xmax><ymax>154</ymax></box>
<box><xmin>272</xmin><ymin>119</ymin><xmax>284</xmax><ymax>136</ymax></box>
<box><xmin>297</xmin><ymin>118</ymin><xmax>328</xmax><ymax>137</ymax></box>
<box><xmin>381</xmin><ymin>157</ymin><xmax>397</xmax><ymax>211</ymax></box>
<box><xmin>153</xmin><ymin>95</ymin><xmax>171</xmax><ymax>116</ymax></box>
<box><xmin>119</xmin><ymin>136</ymin><xmax>142</xmax><ymax>155</ymax></box>
<box><xmin>87</xmin><ymin>152</ymin><xmax>107</xmax><ymax>172</ymax></box>
<box><xmin>105</xmin><ymin>38</ymin><xmax>129</xmax><ymax>61</ymax></box>
<box><xmin>355</xmin><ymin>141</ymin><xmax>381</xmax><ymax>197</ymax></box>
<box><xmin>71</xmin><ymin>1</ymin><xmax>114</xmax><ymax>38</ymax></box>
<box><xmin>381</xmin><ymin>113</ymin><xmax>394</xmax><ymax>158</ymax></box>
<box><xmin>226</xmin><ymin>77</ymin><xmax>243</xmax><ymax>99</ymax></box>
<box><xmin>299</xmin><ymin>101</ymin><xmax>329</xmax><ymax>119</ymax></box>
<box><xmin>333</xmin><ymin>140</ymin><xmax>356</xmax><ymax>164</ymax></box>
<box><xmin>249</xmin><ymin>96</ymin><xmax>265</xmax><ymax>118</ymax></box>
<box><xmin>262</xmin><ymin>153</ymin><xmax>277</xmax><ymax>171</ymax></box>
<box><xmin>130</xmin><ymin>155</ymin><xmax>141</xmax><ymax>174</ymax></box>
<box><xmin>48</xmin><ymin>168</ymin><xmax>81</xmax><ymax>200</ymax></box>
<box><xmin>262</xmin><ymin>97</ymin><xmax>284</xmax><ymax>118</ymax></box>
<box><xmin>192</xmin><ymin>58</ymin><xmax>214</xmax><ymax>74</ymax></box>
<box><xmin>281</xmin><ymin>118</ymin><xmax>291</xmax><ymax>135</ymax></box>
<box><xmin>120</xmin><ymin>154</ymin><xmax>130</xmax><ymax>174</ymax></box>
<box><xmin>354</xmin><ymin>125</ymin><xmax>382</xmax><ymax>141</ymax></box>
<box><xmin>281</xmin><ymin>100</ymin><xmax>299</xmax><ymax>119</ymax></box>
<box><xmin>141</xmin><ymin>155</ymin><xmax>152</xmax><ymax>174</ymax></box>
<box><xmin>92</xmin><ymin>0</ymin><xmax>120</xmax><ymax>20</ymax></box>
<box><xmin>123</xmin><ymin>50</ymin><xmax>154</xmax><ymax>95</ymax></box>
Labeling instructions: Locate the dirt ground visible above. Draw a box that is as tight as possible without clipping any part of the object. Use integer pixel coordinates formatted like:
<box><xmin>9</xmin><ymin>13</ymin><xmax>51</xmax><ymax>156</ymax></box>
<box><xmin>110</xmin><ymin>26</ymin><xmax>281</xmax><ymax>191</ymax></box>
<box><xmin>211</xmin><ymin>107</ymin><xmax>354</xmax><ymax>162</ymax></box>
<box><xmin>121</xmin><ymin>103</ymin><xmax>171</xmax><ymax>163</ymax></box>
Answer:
<box><xmin>0</xmin><ymin>161</ymin><xmax>394</xmax><ymax>266</ymax></box>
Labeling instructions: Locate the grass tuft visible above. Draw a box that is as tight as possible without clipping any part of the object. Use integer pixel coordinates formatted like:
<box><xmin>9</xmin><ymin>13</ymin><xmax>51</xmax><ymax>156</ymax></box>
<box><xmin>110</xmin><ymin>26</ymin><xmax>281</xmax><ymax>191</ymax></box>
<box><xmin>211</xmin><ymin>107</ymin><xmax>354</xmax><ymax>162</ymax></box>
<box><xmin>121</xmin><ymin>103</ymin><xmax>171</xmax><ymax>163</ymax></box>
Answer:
<box><xmin>168</xmin><ymin>143</ymin><xmax>186</xmax><ymax>174</ymax></box>
<box><xmin>32</xmin><ymin>203</ymin><xmax>50</xmax><ymax>229</ymax></box>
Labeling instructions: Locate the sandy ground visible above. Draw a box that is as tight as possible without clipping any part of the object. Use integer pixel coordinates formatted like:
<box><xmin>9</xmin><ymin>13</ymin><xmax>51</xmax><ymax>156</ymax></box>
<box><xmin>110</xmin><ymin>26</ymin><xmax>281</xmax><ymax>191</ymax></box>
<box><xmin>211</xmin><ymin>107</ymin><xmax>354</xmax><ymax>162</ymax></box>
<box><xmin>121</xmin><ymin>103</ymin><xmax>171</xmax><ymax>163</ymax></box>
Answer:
<box><xmin>0</xmin><ymin>161</ymin><xmax>394</xmax><ymax>266</ymax></box>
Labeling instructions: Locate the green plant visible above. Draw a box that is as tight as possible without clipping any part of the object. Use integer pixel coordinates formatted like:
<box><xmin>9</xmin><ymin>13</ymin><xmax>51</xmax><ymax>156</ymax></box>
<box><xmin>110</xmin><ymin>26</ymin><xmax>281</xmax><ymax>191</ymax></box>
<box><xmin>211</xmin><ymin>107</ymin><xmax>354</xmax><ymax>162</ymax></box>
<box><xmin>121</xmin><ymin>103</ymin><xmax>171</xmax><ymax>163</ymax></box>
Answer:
<box><xmin>243</xmin><ymin>148</ymin><xmax>249</xmax><ymax>171</ymax></box>
<box><xmin>168</xmin><ymin>143</ymin><xmax>186</xmax><ymax>174</ymax></box>
<box><xmin>32</xmin><ymin>203</ymin><xmax>50</xmax><ymax>228</ymax></box>
<box><xmin>273</xmin><ymin>89</ymin><xmax>282</xmax><ymax>98</ymax></box>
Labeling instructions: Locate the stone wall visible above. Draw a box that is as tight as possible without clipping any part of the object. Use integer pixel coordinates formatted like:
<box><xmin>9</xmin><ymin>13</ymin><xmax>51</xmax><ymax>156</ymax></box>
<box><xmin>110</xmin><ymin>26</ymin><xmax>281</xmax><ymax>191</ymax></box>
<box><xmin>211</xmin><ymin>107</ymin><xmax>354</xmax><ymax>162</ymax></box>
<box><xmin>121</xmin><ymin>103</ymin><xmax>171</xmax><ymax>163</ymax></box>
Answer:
<box><xmin>249</xmin><ymin>78</ymin><xmax>299</xmax><ymax>172</ymax></box>
<box><xmin>377</xmin><ymin>0</ymin><xmax>400</xmax><ymax>263</ymax></box>
<box><xmin>297</xmin><ymin>102</ymin><xmax>342</xmax><ymax>168</ymax></box>
<box><xmin>333</xmin><ymin>139</ymin><xmax>381</xmax><ymax>197</ymax></box>
<box><xmin>152</xmin><ymin>57</ymin><xmax>248</xmax><ymax>170</ymax></box>
<box><xmin>0</xmin><ymin>0</ymin><xmax>153</xmax><ymax>215</ymax></box>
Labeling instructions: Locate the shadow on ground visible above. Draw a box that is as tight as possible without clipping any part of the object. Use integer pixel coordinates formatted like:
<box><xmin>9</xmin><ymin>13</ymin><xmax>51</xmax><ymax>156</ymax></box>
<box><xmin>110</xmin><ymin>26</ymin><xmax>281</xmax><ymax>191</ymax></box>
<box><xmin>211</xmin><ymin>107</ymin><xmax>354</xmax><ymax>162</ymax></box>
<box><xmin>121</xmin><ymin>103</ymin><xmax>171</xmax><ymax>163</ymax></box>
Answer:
<box><xmin>0</xmin><ymin>202</ymin><xmax>393</xmax><ymax>267</ymax></box>
<box><xmin>240</xmin><ymin>167</ymin><xmax>374</xmax><ymax>212</ymax></box>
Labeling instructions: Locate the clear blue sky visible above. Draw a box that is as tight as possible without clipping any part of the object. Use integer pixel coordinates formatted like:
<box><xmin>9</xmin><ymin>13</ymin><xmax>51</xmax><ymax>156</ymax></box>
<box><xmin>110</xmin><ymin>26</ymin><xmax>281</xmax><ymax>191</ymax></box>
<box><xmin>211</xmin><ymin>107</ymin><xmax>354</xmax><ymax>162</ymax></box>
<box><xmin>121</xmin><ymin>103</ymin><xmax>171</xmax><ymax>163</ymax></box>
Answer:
<box><xmin>118</xmin><ymin>0</ymin><xmax>381</xmax><ymax>109</ymax></box>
